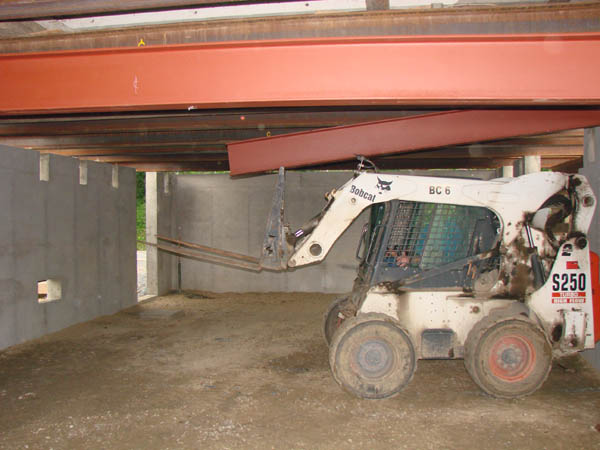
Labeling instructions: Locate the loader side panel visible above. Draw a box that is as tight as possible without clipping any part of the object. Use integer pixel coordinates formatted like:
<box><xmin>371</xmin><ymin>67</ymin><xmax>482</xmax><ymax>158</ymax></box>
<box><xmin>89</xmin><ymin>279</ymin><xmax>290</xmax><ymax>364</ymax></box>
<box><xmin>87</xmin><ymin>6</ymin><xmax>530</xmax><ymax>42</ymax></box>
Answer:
<box><xmin>528</xmin><ymin>241</ymin><xmax>596</xmax><ymax>350</ymax></box>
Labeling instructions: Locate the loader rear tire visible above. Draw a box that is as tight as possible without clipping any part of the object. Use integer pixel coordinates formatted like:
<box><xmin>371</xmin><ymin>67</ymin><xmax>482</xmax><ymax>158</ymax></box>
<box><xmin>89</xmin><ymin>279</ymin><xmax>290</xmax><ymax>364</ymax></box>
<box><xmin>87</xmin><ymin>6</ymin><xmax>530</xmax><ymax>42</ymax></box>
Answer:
<box><xmin>323</xmin><ymin>296</ymin><xmax>354</xmax><ymax>346</ymax></box>
<box><xmin>329</xmin><ymin>314</ymin><xmax>416</xmax><ymax>399</ymax></box>
<box><xmin>464</xmin><ymin>318</ymin><xmax>552</xmax><ymax>399</ymax></box>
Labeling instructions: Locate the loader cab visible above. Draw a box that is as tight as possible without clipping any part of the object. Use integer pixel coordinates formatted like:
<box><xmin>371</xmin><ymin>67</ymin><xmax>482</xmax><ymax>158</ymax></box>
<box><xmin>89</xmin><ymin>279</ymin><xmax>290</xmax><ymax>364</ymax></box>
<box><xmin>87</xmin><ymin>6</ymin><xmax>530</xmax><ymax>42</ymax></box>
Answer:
<box><xmin>356</xmin><ymin>200</ymin><xmax>501</xmax><ymax>291</ymax></box>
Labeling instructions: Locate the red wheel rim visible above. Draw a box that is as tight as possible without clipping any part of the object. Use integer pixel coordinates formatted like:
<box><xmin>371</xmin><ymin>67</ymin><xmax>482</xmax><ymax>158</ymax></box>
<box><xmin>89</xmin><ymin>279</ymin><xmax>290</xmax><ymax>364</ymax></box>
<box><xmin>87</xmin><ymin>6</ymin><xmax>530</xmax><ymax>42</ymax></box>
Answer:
<box><xmin>488</xmin><ymin>334</ymin><xmax>536</xmax><ymax>382</ymax></box>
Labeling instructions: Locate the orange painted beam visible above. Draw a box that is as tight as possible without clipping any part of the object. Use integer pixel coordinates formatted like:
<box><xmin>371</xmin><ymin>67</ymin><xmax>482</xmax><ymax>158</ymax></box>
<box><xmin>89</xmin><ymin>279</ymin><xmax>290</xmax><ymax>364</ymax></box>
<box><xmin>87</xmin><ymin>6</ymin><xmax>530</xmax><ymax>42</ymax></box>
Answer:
<box><xmin>227</xmin><ymin>109</ymin><xmax>600</xmax><ymax>175</ymax></box>
<box><xmin>1</xmin><ymin>33</ymin><xmax>600</xmax><ymax>115</ymax></box>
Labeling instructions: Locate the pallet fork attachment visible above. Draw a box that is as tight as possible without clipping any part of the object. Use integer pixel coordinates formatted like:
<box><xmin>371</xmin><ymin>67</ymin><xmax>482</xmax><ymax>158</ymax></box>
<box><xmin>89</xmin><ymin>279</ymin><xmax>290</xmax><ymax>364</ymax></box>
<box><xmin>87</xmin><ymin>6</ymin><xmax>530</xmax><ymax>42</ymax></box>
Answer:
<box><xmin>141</xmin><ymin>167</ymin><xmax>290</xmax><ymax>272</ymax></box>
<box><xmin>145</xmin><ymin>236</ymin><xmax>262</xmax><ymax>271</ymax></box>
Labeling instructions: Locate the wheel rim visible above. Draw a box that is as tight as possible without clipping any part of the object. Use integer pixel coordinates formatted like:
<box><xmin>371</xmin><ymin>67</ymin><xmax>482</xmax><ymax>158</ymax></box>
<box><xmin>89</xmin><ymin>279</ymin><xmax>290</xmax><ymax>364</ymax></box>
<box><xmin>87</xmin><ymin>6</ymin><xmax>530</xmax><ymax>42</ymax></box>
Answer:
<box><xmin>354</xmin><ymin>338</ymin><xmax>394</xmax><ymax>379</ymax></box>
<box><xmin>488</xmin><ymin>334</ymin><xmax>536</xmax><ymax>382</ymax></box>
<box><xmin>330</xmin><ymin>316</ymin><xmax>416</xmax><ymax>399</ymax></box>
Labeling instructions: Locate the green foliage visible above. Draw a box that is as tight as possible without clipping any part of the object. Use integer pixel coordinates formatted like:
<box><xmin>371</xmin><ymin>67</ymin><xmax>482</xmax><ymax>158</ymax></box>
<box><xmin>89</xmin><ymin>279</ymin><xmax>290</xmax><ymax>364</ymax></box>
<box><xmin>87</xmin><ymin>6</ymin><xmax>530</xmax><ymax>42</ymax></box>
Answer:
<box><xmin>136</xmin><ymin>198</ymin><xmax>146</xmax><ymax>250</ymax></box>
<box><xmin>136</xmin><ymin>172</ymin><xmax>146</xmax><ymax>201</ymax></box>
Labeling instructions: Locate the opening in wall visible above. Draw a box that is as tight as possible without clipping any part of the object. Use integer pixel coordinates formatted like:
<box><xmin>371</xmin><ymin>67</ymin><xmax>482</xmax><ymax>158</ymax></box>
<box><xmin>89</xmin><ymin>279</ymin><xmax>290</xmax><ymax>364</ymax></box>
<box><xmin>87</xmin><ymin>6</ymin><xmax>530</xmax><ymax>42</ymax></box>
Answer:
<box><xmin>37</xmin><ymin>279</ymin><xmax>62</xmax><ymax>303</ymax></box>
<box><xmin>112</xmin><ymin>165</ymin><xmax>119</xmax><ymax>189</ymax></box>
<box><xmin>39</xmin><ymin>154</ymin><xmax>49</xmax><ymax>181</ymax></box>
<box><xmin>79</xmin><ymin>160</ymin><xmax>88</xmax><ymax>185</ymax></box>
<box><xmin>164</xmin><ymin>173</ymin><xmax>170</xmax><ymax>195</ymax></box>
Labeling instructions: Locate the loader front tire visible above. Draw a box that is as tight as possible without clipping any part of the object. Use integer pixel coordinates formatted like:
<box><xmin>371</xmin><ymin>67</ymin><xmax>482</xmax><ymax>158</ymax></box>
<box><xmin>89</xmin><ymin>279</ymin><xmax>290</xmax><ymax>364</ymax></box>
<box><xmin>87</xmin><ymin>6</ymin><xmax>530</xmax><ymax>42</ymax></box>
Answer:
<box><xmin>464</xmin><ymin>318</ymin><xmax>552</xmax><ymax>398</ymax></box>
<box><xmin>329</xmin><ymin>314</ymin><xmax>416</xmax><ymax>399</ymax></box>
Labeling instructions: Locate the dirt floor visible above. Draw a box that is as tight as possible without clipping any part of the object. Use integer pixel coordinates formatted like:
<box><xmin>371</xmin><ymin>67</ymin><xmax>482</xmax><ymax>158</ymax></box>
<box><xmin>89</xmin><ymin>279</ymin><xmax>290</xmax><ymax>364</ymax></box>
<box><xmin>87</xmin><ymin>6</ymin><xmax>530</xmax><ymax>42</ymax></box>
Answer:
<box><xmin>1</xmin><ymin>292</ymin><xmax>600</xmax><ymax>449</ymax></box>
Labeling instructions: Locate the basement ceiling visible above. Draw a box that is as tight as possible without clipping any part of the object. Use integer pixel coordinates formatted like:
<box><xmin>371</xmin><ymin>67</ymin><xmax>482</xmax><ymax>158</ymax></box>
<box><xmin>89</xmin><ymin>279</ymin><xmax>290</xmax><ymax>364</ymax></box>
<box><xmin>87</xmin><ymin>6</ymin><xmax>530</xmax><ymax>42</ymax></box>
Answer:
<box><xmin>0</xmin><ymin>0</ymin><xmax>598</xmax><ymax>173</ymax></box>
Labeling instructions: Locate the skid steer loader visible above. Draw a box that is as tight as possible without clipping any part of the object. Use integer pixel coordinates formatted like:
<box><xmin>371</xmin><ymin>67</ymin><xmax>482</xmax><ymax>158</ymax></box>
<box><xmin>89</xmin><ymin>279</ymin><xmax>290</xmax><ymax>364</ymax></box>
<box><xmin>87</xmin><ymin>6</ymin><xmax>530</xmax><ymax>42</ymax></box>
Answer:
<box><xmin>283</xmin><ymin>163</ymin><xmax>599</xmax><ymax>399</ymax></box>
<box><xmin>154</xmin><ymin>163</ymin><xmax>599</xmax><ymax>399</ymax></box>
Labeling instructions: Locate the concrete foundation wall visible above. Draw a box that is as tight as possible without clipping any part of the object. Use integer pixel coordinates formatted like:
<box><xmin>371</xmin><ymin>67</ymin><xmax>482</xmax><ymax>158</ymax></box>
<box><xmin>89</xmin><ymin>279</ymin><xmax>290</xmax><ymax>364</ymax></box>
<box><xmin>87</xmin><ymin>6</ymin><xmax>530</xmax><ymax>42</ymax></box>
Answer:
<box><xmin>581</xmin><ymin>127</ymin><xmax>600</xmax><ymax>369</ymax></box>
<box><xmin>169</xmin><ymin>169</ymin><xmax>495</xmax><ymax>293</ymax></box>
<box><xmin>0</xmin><ymin>145</ymin><xmax>137</xmax><ymax>350</ymax></box>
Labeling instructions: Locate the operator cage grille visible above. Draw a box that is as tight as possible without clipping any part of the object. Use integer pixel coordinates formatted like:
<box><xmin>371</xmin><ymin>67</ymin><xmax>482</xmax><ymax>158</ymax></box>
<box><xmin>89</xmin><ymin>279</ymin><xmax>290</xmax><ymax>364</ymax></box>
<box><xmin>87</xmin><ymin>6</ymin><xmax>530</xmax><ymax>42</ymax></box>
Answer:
<box><xmin>382</xmin><ymin>201</ymin><xmax>497</xmax><ymax>271</ymax></box>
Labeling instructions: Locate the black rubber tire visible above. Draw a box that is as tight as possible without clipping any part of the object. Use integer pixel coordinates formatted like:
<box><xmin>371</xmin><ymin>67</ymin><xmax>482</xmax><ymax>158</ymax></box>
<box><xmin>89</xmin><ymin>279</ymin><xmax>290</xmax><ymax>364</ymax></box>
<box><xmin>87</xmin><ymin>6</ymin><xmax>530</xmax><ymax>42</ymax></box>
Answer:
<box><xmin>323</xmin><ymin>296</ymin><xmax>352</xmax><ymax>346</ymax></box>
<box><xmin>329</xmin><ymin>314</ymin><xmax>416</xmax><ymax>399</ymax></box>
<box><xmin>464</xmin><ymin>318</ymin><xmax>552</xmax><ymax>399</ymax></box>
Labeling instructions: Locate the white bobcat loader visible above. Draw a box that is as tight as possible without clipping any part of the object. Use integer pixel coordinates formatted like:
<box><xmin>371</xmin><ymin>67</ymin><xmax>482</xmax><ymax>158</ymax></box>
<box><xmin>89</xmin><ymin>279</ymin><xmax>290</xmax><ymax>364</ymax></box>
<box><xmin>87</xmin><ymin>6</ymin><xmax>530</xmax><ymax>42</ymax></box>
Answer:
<box><xmin>276</xmin><ymin>164</ymin><xmax>599</xmax><ymax>399</ymax></box>
<box><xmin>154</xmin><ymin>164</ymin><xmax>599</xmax><ymax>399</ymax></box>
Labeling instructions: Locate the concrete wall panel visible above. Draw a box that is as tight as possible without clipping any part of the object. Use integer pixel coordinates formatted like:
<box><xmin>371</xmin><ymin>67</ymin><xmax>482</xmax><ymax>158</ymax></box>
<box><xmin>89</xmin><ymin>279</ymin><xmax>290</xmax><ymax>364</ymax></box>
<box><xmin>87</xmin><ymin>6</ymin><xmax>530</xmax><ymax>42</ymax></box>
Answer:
<box><xmin>0</xmin><ymin>168</ymin><xmax>16</xmax><ymax>348</ymax></box>
<box><xmin>119</xmin><ymin>167</ymin><xmax>138</xmax><ymax>310</ymax></box>
<box><xmin>75</xmin><ymin>160</ymin><xmax>102</xmax><ymax>321</ymax></box>
<box><xmin>98</xmin><ymin>163</ymin><xmax>121</xmax><ymax>316</ymax></box>
<box><xmin>12</xmin><ymin>160</ymin><xmax>46</xmax><ymax>342</ymax></box>
<box><xmin>44</xmin><ymin>154</ymin><xmax>77</xmax><ymax>332</ymax></box>
<box><xmin>0</xmin><ymin>145</ymin><xmax>137</xmax><ymax>350</ymax></box>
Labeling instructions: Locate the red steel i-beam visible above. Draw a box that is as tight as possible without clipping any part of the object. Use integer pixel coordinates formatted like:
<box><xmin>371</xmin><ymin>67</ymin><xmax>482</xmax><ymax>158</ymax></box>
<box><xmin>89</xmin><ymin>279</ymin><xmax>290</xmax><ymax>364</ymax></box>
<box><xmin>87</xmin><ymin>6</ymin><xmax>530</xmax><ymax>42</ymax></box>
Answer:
<box><xmin>227</xmin><ymin>110</ymin><xmax>600</xmax><ymax>175</ymax></box>
<box><xmin>1</xmin><ymin>33</ymin><xmax>600</xmax><ymax>115</ymax></box>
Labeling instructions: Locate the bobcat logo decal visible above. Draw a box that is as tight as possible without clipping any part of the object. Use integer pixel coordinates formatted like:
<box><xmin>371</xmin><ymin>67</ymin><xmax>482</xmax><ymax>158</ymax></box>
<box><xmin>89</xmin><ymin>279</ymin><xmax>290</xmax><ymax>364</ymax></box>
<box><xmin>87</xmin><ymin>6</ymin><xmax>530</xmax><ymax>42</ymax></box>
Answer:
<box><xmin>376</xmin><ymin>177</ymin><xmax>393</xmax><ymax>194</ymax></box>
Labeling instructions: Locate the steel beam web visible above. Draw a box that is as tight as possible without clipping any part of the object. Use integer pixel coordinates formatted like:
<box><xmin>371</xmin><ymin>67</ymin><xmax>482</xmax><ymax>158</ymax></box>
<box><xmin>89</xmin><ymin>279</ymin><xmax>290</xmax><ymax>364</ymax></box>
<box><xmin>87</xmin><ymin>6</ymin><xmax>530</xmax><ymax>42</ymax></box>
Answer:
<box><xmin>1</xmin><ymin>33</ymin><xmax>600</xmax><ymax>115</ymax></box>
<box><xmin>227</xmin><ymin>110</ymin><xmax>600</xmax><ymax>175</ymax></box>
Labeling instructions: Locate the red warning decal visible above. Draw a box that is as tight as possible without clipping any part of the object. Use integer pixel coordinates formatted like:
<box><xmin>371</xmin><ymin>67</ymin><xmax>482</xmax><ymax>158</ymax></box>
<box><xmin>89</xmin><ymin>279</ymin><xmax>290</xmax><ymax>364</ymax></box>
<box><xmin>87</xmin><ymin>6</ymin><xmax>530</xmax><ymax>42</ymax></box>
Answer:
<box><xmin>567</xmin><ymin>261</ymin><xmax>580</xmax><ymax>270</ymax></box>
<box><xmin>552</xmin><ymin>291</ymin><xmax>586</xmax><ymax>304</ymax></box>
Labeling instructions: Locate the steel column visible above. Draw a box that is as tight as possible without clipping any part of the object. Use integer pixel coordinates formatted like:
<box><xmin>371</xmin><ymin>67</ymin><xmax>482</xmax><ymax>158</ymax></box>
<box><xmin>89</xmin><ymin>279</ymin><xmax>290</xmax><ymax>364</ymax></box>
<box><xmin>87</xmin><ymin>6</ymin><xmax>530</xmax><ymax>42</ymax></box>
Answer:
<box><xmin>227</xmin><ymin>110</ymin><xmax>600</xmax><ymax>175</ymax></box>
<box><xmin>1</xmin><ymin>33</ymin><xmax>600</xmax><ymax>115</ymax></box>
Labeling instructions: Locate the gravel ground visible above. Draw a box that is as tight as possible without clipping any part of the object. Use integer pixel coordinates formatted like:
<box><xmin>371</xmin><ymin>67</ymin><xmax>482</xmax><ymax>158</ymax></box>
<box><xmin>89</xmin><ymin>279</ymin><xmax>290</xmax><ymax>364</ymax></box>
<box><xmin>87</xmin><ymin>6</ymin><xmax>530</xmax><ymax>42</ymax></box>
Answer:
<box><xmin>1</xmin><ymin>291</ymin><xmax>599</xmax><ymax>449</ymax></box>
